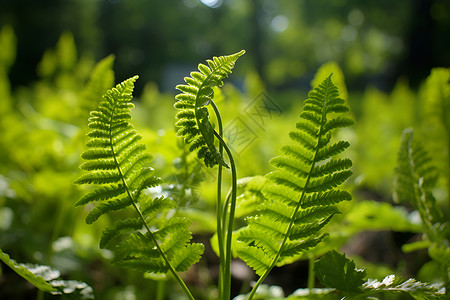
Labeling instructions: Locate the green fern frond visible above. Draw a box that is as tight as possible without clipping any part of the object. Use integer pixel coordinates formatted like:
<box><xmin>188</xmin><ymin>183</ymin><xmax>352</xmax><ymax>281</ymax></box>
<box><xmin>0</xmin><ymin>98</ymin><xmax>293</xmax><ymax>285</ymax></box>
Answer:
<box><xmin>237</xmin><ymin>75</ymin><xmax>353</xmax><ymax>279</ymax></box>
<box><xmin>174</xmin><ymin>50</ymin><xmax>245</xmax><ymax>167</ymax></box>
<box><xmin>75</xmin><ymin>76</ymin><xmax>204</xmax><ymax>278</ymax></box>
<box><xmin>393</xmin><ymin>128</ymin><xmax>443</xmax><ymax>233</ymax></box>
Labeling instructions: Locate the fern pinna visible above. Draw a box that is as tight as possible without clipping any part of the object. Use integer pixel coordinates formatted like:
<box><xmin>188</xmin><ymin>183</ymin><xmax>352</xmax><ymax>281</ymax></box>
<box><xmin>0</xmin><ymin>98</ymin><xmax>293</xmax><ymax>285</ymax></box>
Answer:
<box><xmin>237</xmin><ymin>75</ymin><xmax>354</xmax><ymax>298</ymax></box>
<box><xmin>174</xmin><ymin>50</ymin><xmax>245</xmax><ymax>168</ymax></box>
<box><xmin>75</xmin><ymin>76</ymin><xmax>203</xmax><ymax>298</ymax></box>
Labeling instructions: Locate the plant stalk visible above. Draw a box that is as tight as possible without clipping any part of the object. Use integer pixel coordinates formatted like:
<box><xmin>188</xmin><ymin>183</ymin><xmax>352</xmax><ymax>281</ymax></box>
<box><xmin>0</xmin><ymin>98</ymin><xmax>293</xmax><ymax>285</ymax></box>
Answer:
<box><xmin>211</xmin><ymin>100</ymin><xmax>225</xmax><ymax>300</ymax></box>
<box><xmin>213</xmin><ymin>130</ymin><xmax>237</xmax><ymax>300</ymax></box>
<box><xmin>156</xmin><ymin>280</ymin><xmax>166</xmax><ymax>300</ymax></box>
<box><xmin>307</xmin><ymin>255</ymin><xmax>315</xmax><ymax>290</ymax></box>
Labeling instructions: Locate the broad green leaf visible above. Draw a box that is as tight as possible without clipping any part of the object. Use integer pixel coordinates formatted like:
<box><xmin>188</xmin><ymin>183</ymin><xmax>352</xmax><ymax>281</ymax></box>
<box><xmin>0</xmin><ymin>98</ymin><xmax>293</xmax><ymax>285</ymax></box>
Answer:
<box><xmin>314</xmin><ymin>250</ymin><xmax>365</xmax><ymax>293</ymax></box>
<box><xmin>0</xmin><ymin>249</ymin><xmax>56</xmax><ymax>293</ymax></box>
<box><xmin>362</xmin><ymin>275</ymin><xmax>445</xmax><ymax>299</ymax></box>
<box><xmin>0</xmin><ymin>248</ymin><xmax>93</xmax><ymax>298</ymax></box>
<box><xmin>314</xmin><ymin>251</ymin><xmax>446</xmax><ymax>299</ymax></box>
<box><xmin>344</xmin><ymin>200</ymin><xmax>422</xmax><ymax>234</ymax></box>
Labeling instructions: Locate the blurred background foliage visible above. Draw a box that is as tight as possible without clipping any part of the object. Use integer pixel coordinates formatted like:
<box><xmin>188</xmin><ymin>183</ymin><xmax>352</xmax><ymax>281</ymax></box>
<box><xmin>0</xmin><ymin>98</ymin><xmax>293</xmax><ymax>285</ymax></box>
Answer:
<box><xmin>0</xmin><ymin>0</ymin><xmax>449</xmax><ymax>299</ymax></box>
<box><xmin>1</xmin><ymin>0</ymin><xmax>449</xmax><ymax>92</ymax></box>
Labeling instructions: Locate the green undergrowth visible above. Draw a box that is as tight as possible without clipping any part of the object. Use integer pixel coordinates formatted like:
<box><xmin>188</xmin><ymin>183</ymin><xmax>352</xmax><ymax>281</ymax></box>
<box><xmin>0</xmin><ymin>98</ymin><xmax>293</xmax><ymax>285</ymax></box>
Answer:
<box><xmin>0</xmin><ymin>28</ymin><xmax>448</xmax><ymax>299</ymax></box>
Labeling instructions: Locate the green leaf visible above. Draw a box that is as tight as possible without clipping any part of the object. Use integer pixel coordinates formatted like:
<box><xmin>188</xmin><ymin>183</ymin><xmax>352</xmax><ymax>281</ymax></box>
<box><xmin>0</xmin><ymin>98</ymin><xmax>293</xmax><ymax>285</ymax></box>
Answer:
<box><xmin>286</xmin><ymin>288</ymin><xmax>336</xmax><ymax>299</ymax></box>
<box><xmin>0</xmin><ymin>248</ymin><xmax>93</xmax><ymax>298</ymax></box>
<box><xmin>0</xmin><ymin>249</ymin><xmax>55</xmax><ymax>293</ymax></box>
<box><xmin>344</xmin><ymin>200</ymin><xmax>422</xmax><ymax>234</ymax></box>
<box><xmin>314</xmin><ymin>251</ymin><xmax>446</xmax><ymax>299</ymax></box>
<box><xmin>428</xmin><ymin>240</ymin><xmax>450</xmax><ymax>266</ymax></box>
<box><xmin>362</xmin><ymin>275</ymin><xmax>445</xmax><ymax>299</ymax></box>
<box><xmin>402</xmin><ymin>240</ymin><xmax>431</xmax><ymax>253</ymax></box>
<box><xmin>314</xmin><ymin>250</ymin><xmax>365</xmax><ymax>293</ymax></box>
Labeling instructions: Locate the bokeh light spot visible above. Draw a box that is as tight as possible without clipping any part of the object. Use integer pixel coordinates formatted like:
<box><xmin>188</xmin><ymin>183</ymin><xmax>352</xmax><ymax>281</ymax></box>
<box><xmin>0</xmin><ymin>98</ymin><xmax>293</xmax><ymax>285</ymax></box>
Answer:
<box><xmin>200</xmin><ymin>0</ymin><xmax>223</xmax><ymax>8</ymax></box>
<box><xmin>348</xmin><ymin>9</ymin><xmax>365</xmax><ymax>27</ymax></box>
<box><xmin>341</xmin><ymin>25</ymin><xmax>358</xmax><ymax>42</ymax></box>
<box><xmin>271</xmin><ymin>15</ymin><xmax>289</xmax><ymax>33</ymax></box>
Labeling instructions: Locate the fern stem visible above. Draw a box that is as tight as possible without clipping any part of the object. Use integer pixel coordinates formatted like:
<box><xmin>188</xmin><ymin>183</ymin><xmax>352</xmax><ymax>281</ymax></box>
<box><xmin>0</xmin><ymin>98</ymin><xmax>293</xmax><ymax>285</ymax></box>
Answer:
<box><xmin>307</xmin><ymin>255</ymin><xmax>315</xmax><ymax>290</ymax></box>
<box><xmin>246</xmin><ymin>269</ymin><xmax>268</xmax><ymax>299</ymax></box>
<box><xmin>36</xmin><ymin>290</ymin><xmax>44</xmax><ymax>300</ymax></box>
<box><xmin>211</xmin><ymin>100</ymin><xmax>225</xmax><ymax>300</ymax></box>
<box><xmin>108</xmin><ymin>106</ymin><xmax>195</xmax><ymax>300</ymax></box>
<box><xmin>213</xmin><ymin>130</ymin><xmax>237</xmax><ymax>300</ymax></box>
<box><xmin>221</xmin><ymin>191</ymin><xmax>232</xmax><ymax>234</ymax></box>
<box><xmin>156</xmin><ymin>278</ymin><xmax>166</xmax><ymax>300</ymax></box>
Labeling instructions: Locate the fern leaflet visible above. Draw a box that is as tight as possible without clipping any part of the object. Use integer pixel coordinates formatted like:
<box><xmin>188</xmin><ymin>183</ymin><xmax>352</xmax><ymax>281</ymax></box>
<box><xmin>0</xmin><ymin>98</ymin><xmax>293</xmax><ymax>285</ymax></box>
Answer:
<box><xmin>174</xmin><ymin>50</ymin><xmax>245</xmax><ymax>167</ymax></box>
<box><xmin>75</xmin><ymin>76</ymin><xmax>204</xmax><ymax>279</ymax></box>
<box><xmin>237</xmin><ymin>75</ymin><xmax>353</xmax><ymax>287</ymax></box>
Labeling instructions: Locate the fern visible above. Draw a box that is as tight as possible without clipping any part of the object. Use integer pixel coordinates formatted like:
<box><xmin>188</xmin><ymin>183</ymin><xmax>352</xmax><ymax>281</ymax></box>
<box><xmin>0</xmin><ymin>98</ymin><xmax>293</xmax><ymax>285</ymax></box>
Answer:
<box><xmin>393</xmin><ymin>128</ymin><xmax>441</xmax><ymax>224</ymax></box>
<box><xmin>174</xmin><ymin>50</ymin><xmax>245</xmax><ymax>168</ymax></box>
<box><xmin>236</xmin><ymin>75</ymin><xmax>353</xmax><ymax>298</ymax></box>
<box><xmin>75</xmin><ymin>76</ymin><xmax>203</xmax><ymax>298</ymax></box>
<box><xmin>393</xmin><ymin>128</ymin><xmax>449</xmax><ymax>275</ymax></box>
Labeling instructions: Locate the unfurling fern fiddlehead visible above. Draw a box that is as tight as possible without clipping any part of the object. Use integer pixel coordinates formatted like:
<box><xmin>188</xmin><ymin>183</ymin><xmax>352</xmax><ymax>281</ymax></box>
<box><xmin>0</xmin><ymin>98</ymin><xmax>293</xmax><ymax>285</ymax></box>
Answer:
<box><xmin>174</xmin><ymin>50</ymin><xmax>245</xmax><ymax>168</ymax></box>
<box><xmin>174</xmin><ymin>50</ymin><xmax>245</xmax><ymax>300</ymax></box>
<box><xmin>75</xmin><ymin>76</ymin><xmax>203</xmax><ymax>300</ymax></box>
<box><xmin>236</xmin><ymin>75</ymin><xmax>354</xmax><ymax>299</ymax></box>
